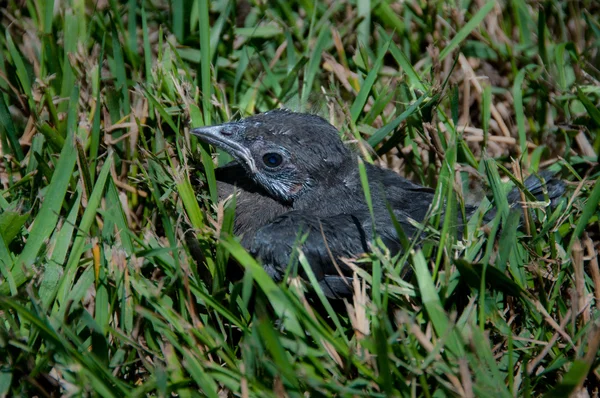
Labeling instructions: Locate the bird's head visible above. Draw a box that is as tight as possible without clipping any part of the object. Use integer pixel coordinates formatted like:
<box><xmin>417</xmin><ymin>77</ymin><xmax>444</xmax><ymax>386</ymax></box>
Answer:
<box><xmin>191</xmin><ymin>110</ymin><xmax>352</xmax><ymax>204</ymax></box>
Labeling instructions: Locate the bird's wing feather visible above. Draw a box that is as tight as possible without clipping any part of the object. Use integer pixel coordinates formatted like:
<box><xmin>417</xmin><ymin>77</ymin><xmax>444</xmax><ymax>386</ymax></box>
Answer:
<box><xmin>245</xmin><ymin>207</ymin><xmax>424</xmax><ymax>298</ymax></box>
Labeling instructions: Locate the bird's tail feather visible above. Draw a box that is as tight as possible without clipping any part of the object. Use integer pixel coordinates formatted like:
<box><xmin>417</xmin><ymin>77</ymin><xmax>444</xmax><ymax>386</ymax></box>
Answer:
<box><xmin>481</xmin><ymin>169</ymin><xmax>565</xmax><ymax>224</ymax></box>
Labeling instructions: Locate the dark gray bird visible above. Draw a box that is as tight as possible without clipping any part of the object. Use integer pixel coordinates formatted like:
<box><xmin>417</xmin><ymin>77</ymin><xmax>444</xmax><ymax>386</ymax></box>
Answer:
<box><xmin>191</xmin><ymin>110</ymin><xmax>564</xmax><ymax>298</ymax></box>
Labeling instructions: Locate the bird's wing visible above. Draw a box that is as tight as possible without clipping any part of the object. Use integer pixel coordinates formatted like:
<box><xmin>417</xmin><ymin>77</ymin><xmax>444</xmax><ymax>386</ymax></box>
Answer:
<box><xmin>506</xmin><ymin>170</ymin><xmax>565</xmax><ymax>205</ymax></box>
<box><xmin>244</xmin><ymin>208</ymin><xmax>421</xmax><ymax>298</ymax></box>
<box><xmin>244</xmin><ymin>210</ymin><xmax>371</xmax><ymax>297</ymax></box>
<box><xmin>480</xmin><ymin>170</ymin><xmax>566</xmax><ymax>223</ymax></box>
<box><xmin>365</xmin><ymin>164</ymin><xmax>435</xmax><ymax>223</ymax></box>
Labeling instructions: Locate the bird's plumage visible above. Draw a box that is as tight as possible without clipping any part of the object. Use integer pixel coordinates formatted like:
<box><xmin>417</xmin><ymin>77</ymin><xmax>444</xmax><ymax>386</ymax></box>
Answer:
<box><xmin>192</xmin><ymin>109</ymin><xmax>564</xmax><ymax>298</ymax></box>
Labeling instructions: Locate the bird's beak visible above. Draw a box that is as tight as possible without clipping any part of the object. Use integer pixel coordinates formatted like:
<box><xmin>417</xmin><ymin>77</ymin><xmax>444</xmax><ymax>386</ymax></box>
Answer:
<box><xmin>191</xmin><ymin>124</ymin><xmax>257</xmax><ymax>173</ymax></box>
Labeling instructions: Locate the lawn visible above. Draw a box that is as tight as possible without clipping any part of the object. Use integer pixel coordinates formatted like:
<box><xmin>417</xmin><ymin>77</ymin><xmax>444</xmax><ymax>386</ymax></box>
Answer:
<box><xmin>0</xmin><ymin>0</ymin><xmax>599</xmax><ymax>396</ymax></box>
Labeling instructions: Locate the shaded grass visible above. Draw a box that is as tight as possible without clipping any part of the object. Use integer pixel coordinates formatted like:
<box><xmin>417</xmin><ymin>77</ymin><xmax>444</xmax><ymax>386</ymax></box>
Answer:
<box><xmin>0</xmin><ymin>0</ymin><xmax>599</xmax><ymax>396</ymax></box>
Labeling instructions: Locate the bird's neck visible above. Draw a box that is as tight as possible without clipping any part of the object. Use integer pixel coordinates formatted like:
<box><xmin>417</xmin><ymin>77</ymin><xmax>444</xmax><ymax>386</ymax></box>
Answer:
<box><xmin>292</xmin><ymin>155</ymin><xmax>361</xmax><ymax>214</ymax></box>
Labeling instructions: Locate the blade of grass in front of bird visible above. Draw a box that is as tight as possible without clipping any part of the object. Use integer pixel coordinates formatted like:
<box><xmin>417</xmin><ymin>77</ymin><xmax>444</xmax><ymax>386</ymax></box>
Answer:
<box><xmin>297</xmin><ymin>251</ymin><xmax>348</xmax><ymax>342</ymax></box>
<box><xmin>434</xmin><ymin>117</ymin><xmax>457</xmax><ymax>276</ymax></box>
<box><xmin>483</xmin><ymin>158</ymin><xmax>509</xmax><ymax>221</ymax></box>
<box><xmin>175</xmin><ymin>157</ymin><xmax>205</xmax><ymax>231</ymax></box>
<box><xmin>478</xmin><ymin>213</ymin><xmax>502</xmax><ymax>337</ymax></box>
<box><xmin>434</xmin><ymin>170</ymin><xmax>457</xmax><ymax>277</ymax></box>
<box><xmin>481</xmin><ymin>210</ymin><xmax>518</xmax><ymax>329</ymax></box>
<box><xmin>496</xmin><ymin>210</ymin><xmax>521</xmax><ymax>273</ymax></box>
<box><xmin>255</xmin><ymin>315</ymin><xmax>301</xmax><ymax>391</ymax></box>
<box><xmin>372</xmin><ymin>314</ymin><xmax>396</xmax><ymax>396</ymax></box>
<box><xmin>532</xmin><ymin>200</ymin><xmax>566</xmax><ymax>244</ymax></box>
<box><xmin>385</xmin><ymin>201</ymin><xmax>410</xmax><ymax>253</ymax></box>
<box><xmin>412</xmin><ymin>249</ymin><xmax>464</xmax><ymax>357</ymax></box>
<box><xmin>189</xmin><ymin>104</ymin><xmax>219</xmax><ymax>202</ymax></box>
<box><xmin>220</xmin><ymin>237</ymin><xmax>303</xmax><ymax>335</ymax></box>
<box><xmin>357</xmin><ymin>157</ymin><xmax>384</xmax><ymax>302</ymax></box>
<box><xmin>357</xmin><ymin>158</ymin><xmax>375</xmax><ymax>225</ymax></box>
<box><xmin>215</xmin><ymin>196</ymin><xmax>235</xmax><ymax>291</ymax></box>
<box><xmin>188</xmin><ymin>284</ymin><xmax>246</xmax><ymax>330</ymax></box>
<box><xmin>495</xmin><ymin>162</ymin><xmax>550</xmax><ymax>203</ymax></box>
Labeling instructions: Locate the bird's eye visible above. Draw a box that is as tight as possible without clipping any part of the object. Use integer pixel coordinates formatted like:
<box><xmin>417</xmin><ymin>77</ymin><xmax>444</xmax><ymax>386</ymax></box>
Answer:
<box><xmin>262</xmin><ymin>153</ymin><xmax>283</xmax><ymax>168</ymax></box>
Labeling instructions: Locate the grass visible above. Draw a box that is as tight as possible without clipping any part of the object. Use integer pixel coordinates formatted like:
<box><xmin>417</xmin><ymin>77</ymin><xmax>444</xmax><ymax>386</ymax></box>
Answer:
<box><xmin>0</xmin><ymin>0</ymin><xmax>599</xmax><ymax>396</ymax></box>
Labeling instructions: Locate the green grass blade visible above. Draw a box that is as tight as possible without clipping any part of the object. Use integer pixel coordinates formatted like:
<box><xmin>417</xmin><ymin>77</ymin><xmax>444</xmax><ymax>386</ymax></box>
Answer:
<box><xmin>199</xmin><ymin>0</ymin><xmax>212</xmax><ymax>125</ymax></box>
<box><xmin>568</xmin><ymin>176</ymin><xmax>600</xmax><ymax>251</ymax></box>
<box><xmin>6</xmin><ymin>86</ymin><xmax>80</xmax><ymax>292</ymax></box>
<box><xmin>440</xmin><ymin>1</ymin><xmax>495</xmax><ymax>61</ymax></box>
<box><xmin>0</xmin><ymin>93</ymin><xmax>24</xmax><ymax>162</ymax></box>
<box><xmin>367</xmin><ymin>93</ymin><xmax>428</xmax><ymax>147</ymax></box>
<box><xmin>56</xmin><ymin>152</ymin><xmax>113</xmax><ymax>305</ymax></box>
<box><xmin>512</xmin><ymin>67</ymin><xmax>530</xmax><ymax>155</ymax></box>
<box><xmin>412</xmin><ymin>250</ymin><xmax>464</xmax><ymax>357</ymax></box>
<box><xmin>301</xmin><ymin>27</ymin><xmax>330</xmax><ymax>108</ymax></box>
<box><xmin>350</xmin><ymin>38</ymin><xmax>391</xmax><ymax>124</ymax></box>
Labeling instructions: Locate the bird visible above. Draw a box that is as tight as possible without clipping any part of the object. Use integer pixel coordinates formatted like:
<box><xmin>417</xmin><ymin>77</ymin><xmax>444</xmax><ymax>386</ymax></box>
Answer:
<box><xmin>191</xmin><ymin>110</ymin><xmax>564</xmax><ymax>298</ymax></box>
